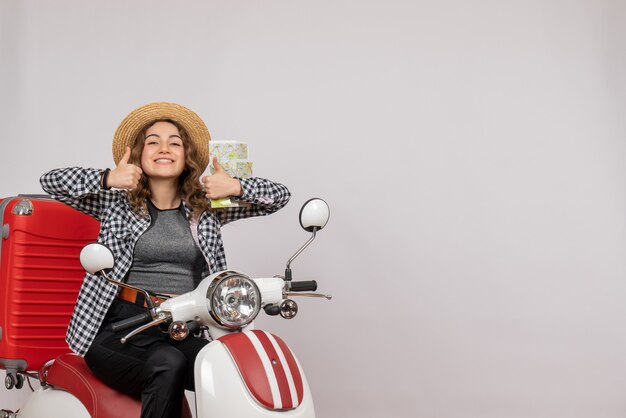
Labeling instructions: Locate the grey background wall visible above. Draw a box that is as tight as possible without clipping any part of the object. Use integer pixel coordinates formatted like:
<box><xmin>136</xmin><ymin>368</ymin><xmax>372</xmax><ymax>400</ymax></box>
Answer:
<box><xmin>1</xmin><ymin>1</ymin><xmax>626</xmax><ymax>417</ymax></box>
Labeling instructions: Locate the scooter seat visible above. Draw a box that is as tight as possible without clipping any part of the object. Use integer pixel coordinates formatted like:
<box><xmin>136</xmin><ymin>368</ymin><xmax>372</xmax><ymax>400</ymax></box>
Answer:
<box><xmin>46</xmin><ymin>353</ymin><xmax>192</xmax><ymax>418</ymax></box>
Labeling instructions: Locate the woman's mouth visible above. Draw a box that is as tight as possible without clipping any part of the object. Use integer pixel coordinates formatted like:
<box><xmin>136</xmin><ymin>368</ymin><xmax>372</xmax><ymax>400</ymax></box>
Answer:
<box><xmin>155</xmin><ymin>159</ymin><xmax>174</xmax><ymax>164</ymax></box>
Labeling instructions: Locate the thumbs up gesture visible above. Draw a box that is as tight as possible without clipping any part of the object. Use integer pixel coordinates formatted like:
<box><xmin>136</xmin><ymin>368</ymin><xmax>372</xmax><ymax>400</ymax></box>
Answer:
<box><xmin>108</xmin><ymin>147</ymin><xmax>143</xmax><ymax>190</ymax></box>
<box><xmin>201</xmin><ymin>157</ymin><xmax>243</xmax><ymax>199</ymax></box>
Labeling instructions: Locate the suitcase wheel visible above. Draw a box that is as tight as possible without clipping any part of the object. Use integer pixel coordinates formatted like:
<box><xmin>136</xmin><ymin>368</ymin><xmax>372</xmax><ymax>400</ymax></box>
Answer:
<box><xmin>4</xmin><ymin>374</ymin><xmax>14</xmax><ymax>390</ymax></box>
<box><xmin>3</xmin><ymin>373</ymin><xmax>23</xmax><ymax>390</ymax></box>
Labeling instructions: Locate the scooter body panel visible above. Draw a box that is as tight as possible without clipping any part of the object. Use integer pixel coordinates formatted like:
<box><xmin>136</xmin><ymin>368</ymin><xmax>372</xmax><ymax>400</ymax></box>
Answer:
<box><xmin>17</xmin><ymin>386</ymin><xmax>90</xmax><ymax>418</ymax></box>
<box><xmin>195</xmin><ymin>336</ymin><xmax>315</xmax><ymax>418</ymax></box>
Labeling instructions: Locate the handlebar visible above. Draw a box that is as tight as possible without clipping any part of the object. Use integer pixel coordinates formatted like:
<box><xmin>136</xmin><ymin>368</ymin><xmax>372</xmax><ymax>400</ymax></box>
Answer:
<box><xmin>289</xmin><ymin>280</ymin><xmax>318</xmax><ymax>292</ymax></box>
<box><xmin>111</xmin><ymin>311</ymin><xmax>152</xmax><ymax>333</ymax></box>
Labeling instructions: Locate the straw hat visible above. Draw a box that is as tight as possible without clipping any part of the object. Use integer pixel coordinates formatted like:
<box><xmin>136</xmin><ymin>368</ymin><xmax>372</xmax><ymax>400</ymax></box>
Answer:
<box><xmin>112</xmin><ymin>102</ymin><xmax>211</xmax><ymax>171</ymax></box>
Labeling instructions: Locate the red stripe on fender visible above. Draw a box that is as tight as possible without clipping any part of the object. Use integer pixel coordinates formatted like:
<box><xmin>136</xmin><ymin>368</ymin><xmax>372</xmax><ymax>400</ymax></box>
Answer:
<box><xmin>272</xmin><ymin>333</ymin><xmax>304</xmax><ymax>405</ymax></box>
<box><xmin>251</xmin><ymin>330</ymin><xmax>293</xmax><ymax>409</ymax></box>
<box><xmin>219</xmin><ymin>333</ymin><xmax>274</xmax><ymax>409</ymax></box>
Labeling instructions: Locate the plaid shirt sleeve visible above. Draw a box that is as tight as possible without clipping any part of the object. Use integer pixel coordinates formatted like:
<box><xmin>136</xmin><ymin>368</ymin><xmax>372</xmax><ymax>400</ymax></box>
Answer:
<box><xmin>217</xmin><ymin>177</ymin><xmax>291</xmax><ymax>225</ymax></box>
<box><xmin>40</xmin><ymin>167</ymin><xmax>123</xmax><ymax>220</ymax></box>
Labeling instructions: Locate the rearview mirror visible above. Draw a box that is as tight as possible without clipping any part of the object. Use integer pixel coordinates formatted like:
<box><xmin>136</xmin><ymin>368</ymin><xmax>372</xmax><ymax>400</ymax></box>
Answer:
<box><xmin>80</xmin><ymin>243</ymin><xmax>114</xmax><ymax>274</ymax></box>
<box><xmin>285</xmin><ymin>198</ymin><xmax>330</xmax><ymax>281</ymax></box>
<box><xmin>299</xmin><ymin>198</ymin><xmax>330</xmax><ymax>232</ymax></box>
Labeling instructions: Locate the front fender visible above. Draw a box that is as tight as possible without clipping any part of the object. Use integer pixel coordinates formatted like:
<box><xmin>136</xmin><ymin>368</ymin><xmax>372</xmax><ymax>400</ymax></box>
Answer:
<box><xmin>194</xmin><ymin>330</ymin><xmax>315</xmax><ymax>417</ymax></box>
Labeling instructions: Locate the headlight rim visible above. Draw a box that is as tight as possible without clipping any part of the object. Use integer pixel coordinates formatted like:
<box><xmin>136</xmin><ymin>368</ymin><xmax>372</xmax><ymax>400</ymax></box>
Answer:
<box><xmin>207</xmin><ymin>271</ymin><xmax>261</xmax><ymax>329</ymax></box>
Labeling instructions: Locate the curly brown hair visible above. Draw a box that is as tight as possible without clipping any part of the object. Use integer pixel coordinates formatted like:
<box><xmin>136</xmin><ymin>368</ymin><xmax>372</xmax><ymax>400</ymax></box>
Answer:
<box><xmin>126</xmin><ymin>119</ymin><xmax>210</xmax><ymax>220</ymax></box>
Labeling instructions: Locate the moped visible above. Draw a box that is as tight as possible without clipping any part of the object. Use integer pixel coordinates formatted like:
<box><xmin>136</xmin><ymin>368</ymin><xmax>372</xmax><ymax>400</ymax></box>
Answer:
<box><xmin>3</xmin><ymin>198</ymin><xmax>330</xmax><ymax>418</ymax></box>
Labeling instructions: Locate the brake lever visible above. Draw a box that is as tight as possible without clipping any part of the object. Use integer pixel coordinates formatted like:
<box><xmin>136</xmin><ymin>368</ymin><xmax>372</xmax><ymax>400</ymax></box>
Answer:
<box><xmin>120</xmin><ymin>312</ymin><xmax>172</xmax><ymax>344</ymax></box>
<box><xmin>283</xmin><ymin>292</ymin><xmax>332</xmax><ymax>300</ymax></box>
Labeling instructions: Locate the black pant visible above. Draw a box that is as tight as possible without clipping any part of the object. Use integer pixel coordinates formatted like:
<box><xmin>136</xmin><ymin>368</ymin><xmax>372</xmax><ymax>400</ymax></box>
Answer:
<box><xmin>84</xmin><ymin>299</ymin><xmax>209</xmax><ymax>418</ymax></box>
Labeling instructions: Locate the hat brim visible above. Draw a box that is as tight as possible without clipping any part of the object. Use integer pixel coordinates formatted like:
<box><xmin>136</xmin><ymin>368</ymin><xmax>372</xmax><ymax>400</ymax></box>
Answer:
<box><xmin>112</xmin><ymin>102</ymin><xmax>211</xmax><ymax>171</ymax></box>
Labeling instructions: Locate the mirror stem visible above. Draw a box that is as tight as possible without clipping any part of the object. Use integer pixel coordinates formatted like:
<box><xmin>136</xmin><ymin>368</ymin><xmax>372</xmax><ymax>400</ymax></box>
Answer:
<box><xmin>100</xmin><ymin>271</ymin><xmax>157</xmax><ymax>310</ymax></box>
<box><xmin>285</xmin><ymin>228</ymin><xmax>317</xmax><ymax>281</ymax></box>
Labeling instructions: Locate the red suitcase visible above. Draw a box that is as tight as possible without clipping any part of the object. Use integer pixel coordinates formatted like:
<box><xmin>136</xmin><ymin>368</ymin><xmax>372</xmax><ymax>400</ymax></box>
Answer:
<box><xmin>0</xmin><ymin>195</ymin><xmax>99</xmax><ymax>387</ymax></box>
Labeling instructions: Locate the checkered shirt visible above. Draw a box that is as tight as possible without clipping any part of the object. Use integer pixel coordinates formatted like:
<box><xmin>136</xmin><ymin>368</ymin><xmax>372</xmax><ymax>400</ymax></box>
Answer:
<box><xmin>40</xmin><ymin>167</ymin><xmax>290</xmax><ymax>356</ymax></box>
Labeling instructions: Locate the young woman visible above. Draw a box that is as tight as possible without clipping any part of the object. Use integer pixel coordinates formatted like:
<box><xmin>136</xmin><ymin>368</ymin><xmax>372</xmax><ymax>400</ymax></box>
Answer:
<box><xmin>40</xmin><ymin>102</ymin><xmax>291</xmax><ymax>418</ymax></box>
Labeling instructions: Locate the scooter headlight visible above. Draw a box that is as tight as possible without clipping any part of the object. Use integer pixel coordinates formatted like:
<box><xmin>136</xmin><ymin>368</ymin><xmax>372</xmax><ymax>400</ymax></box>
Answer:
<box><xmin>207</xmin><ymin>271</ymin><xmax>261</xmax><ymax>328</ymax></box>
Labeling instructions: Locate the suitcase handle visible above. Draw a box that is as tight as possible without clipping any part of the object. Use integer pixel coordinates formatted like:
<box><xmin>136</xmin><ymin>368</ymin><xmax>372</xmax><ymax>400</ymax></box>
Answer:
<box><xmin>17</xmin><ymin>194</ymin><xmax>53</xmax><ymax>199</ymax></box>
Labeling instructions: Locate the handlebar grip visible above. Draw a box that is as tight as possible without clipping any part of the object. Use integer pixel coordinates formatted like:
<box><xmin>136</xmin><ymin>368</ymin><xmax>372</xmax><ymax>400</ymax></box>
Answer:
<box><xmin>111</xmin><ymin>311</ymin><xmax>152</xmax><ymax>333</ymax></box>
<box><xmin>290</xmin><ymin>280</ymin><xmax>318</xmax><ymax>292</ymax></box>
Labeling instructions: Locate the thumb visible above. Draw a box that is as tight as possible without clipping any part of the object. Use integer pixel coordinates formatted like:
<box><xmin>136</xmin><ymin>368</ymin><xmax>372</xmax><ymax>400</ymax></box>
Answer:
<box><xmin>213</xmin><ymin>157</ymin><xmax>225</xmax><ymax>173</ymax></box>
<box><xmin>119</xmin><ymin>146</ymin><xmax>132</xmax><ymax>165</ymax></box>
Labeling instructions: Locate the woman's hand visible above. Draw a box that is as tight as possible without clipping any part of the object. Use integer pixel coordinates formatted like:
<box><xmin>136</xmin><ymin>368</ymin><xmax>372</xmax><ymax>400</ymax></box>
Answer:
<box><xmin>201</xmin><ymin>157</ymin><xmax>242</xmax><ymax>200</ymax></box>
<box><xmin>107</xmin><ymin>147</ymin><xmax>143</xmax><ymax>190</ymax></box>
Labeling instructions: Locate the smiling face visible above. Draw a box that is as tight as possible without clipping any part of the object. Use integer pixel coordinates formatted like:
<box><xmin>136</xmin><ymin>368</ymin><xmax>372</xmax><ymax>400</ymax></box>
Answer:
<box><xmin>140</xmin><ymin>121</ymin><xmax>186</xmax><ymax>180</ymax></box>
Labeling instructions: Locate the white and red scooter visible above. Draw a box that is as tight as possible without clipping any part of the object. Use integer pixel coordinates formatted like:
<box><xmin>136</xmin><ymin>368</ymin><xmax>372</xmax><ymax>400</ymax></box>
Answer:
<box><xmin>6</xmin><ymin>198</ymin><xmax>330</xmax><ymax>418</ymax></box>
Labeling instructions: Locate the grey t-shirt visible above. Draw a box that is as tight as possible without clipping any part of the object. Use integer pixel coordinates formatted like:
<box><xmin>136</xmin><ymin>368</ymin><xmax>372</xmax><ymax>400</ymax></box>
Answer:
<box><xmin>126</xmin><ymin>201</ymin><xmax>206</xmax><ymax>295</ymax></box>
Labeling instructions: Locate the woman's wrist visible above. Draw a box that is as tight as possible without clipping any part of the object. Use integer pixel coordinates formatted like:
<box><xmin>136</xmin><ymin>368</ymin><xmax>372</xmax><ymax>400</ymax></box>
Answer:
<box><xmin>234</xmin><ymin>178</ymin><xmax>243</xmax><ymax>197</ymax></box>
<box><xmin>100</xmin><ymin>168</ymin><xmax>111</xmax><ymax>190</ymax></box>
